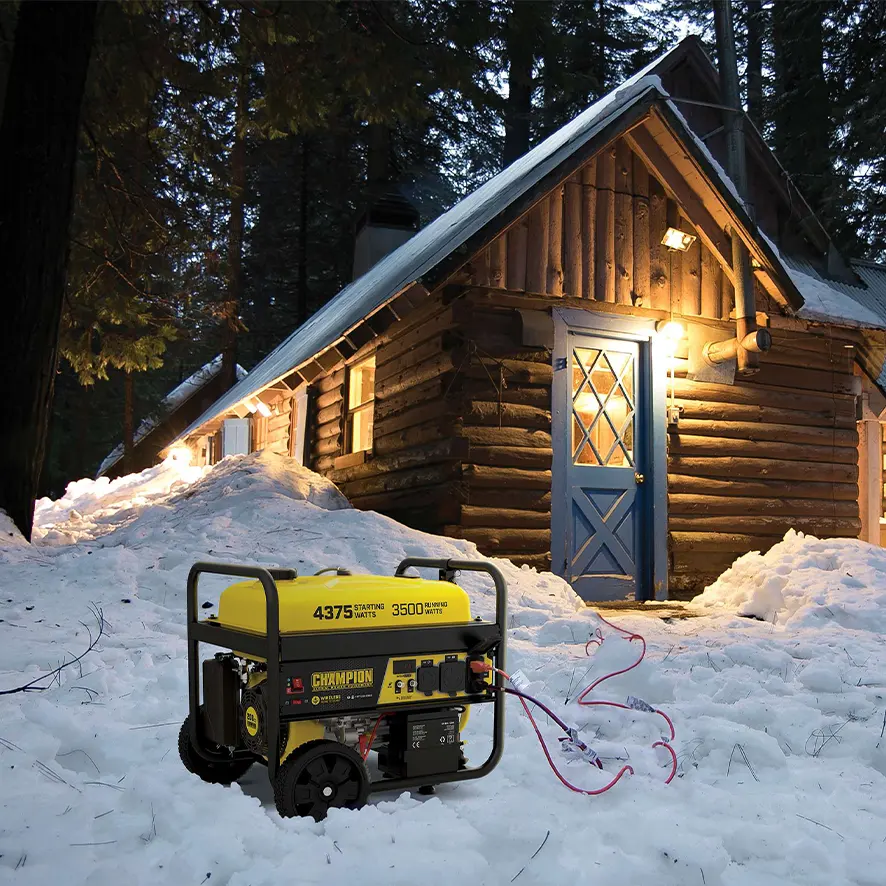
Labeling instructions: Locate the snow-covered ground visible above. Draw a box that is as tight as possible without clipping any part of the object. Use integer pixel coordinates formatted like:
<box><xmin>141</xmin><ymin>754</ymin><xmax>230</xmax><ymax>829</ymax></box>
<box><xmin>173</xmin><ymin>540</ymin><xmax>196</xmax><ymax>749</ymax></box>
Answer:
<box><xmin>2</xmin><ymin>452</ymin><xmax>886</xmax><ymax>885</ymax></box>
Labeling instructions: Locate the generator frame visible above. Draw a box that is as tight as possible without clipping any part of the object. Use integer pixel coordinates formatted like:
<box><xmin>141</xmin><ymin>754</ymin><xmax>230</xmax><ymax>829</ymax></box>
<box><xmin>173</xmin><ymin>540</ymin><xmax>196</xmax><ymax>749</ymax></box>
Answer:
<box><xmin>186</xmin><ymin>558</ymin><xmax>507</xmax><ymax>792</ymax></box>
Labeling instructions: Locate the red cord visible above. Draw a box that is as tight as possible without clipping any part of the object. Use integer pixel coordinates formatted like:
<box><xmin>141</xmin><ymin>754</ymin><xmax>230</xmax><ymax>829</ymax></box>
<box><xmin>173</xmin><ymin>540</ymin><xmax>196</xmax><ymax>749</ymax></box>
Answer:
<box><xmin>653</xmin><ymin>741</ymin><xmax>677</xmax><ymax>784</ymax></box>
<box><xmin>361</xmin><ymin>714</ymin><xmax>385</xmax><ymax>761</ymax></box>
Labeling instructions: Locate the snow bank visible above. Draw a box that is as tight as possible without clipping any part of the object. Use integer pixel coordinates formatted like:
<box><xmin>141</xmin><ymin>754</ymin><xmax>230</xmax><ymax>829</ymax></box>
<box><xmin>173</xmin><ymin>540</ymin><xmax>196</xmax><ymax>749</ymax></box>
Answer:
<box><xmin>694</xmin><ymin>529</ymin><xmax>886</xmax><ymax>627</ymax></box>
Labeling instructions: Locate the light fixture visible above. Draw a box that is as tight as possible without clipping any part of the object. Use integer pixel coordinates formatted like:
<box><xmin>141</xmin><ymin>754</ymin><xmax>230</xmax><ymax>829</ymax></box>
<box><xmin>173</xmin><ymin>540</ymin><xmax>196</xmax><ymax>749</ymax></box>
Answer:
<box><xmin>661</xmin><ymin>227</ymin><xmax>697</xmax><ymax>252</ymax></box>
<box><xmin>255</xmin><ymin>400</ymin><xmax>272</xmax><ymax>418</ymax></box>
<box><xmin>164</xmin><ymin>446</ymin><xmax>193</xmax><ymax>468</ymax></box>
<box><xmin>243</xmin><ymin>399</ymin><xmax>257</xmax><ymax>414</ymax></box>
<box><xmin>656</xmin><ymin>319</ymin><xmax>685</xmax><ymax>341</ymax></box>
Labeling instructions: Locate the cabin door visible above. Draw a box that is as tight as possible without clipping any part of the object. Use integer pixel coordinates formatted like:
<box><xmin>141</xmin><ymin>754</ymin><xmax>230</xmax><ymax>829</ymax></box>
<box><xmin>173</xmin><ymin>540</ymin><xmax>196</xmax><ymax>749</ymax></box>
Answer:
<box><xmin>554</xmin><ymin>330</ymin><xmax>652</xmax><ymax>601</ymax></box>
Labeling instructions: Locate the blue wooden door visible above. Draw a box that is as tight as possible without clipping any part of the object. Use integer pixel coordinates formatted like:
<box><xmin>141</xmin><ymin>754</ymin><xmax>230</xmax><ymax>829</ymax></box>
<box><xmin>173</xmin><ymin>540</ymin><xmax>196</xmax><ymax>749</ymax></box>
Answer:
<box><xmin>558</xmin><ymin>332</ymin><xmax>648</xmax><ymax>600</ymax></box>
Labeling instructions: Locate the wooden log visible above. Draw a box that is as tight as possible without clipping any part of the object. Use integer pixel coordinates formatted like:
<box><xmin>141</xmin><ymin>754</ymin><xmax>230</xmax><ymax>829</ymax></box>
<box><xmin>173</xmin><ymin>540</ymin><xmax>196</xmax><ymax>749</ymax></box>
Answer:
<box><xmin>490</xmin><ymin>234</ymin><xmax>507</xmax><ymax>289</ymax></box>
<box><xmin>467</xmin><ymin>487</ymin><xmax>552</xmax><ymax>510</ymax></box>
<box><xmin>460</xmin><ymin>505</ymin><xmax>551</xmax><ymax>528</ymax></box>
<box><xmin>316</xmin><ymin>420</ymin><xmax>342</xmax><ymax>441</ymax></box>
<box><xmin>667</xmin><ymin>455</ymin><xmax>858</xmax><ymax>483</ymax></box>
<box><xmin>648</xmin><ymin>177</ymin><xmax>670</xmax><ymax>310</ymax></box>
<box><xmin>668</xmin><ymin>434</ymin><xmax>858</xmax><ymax>465</ymax></box>
<box><xmin>376</xmin><ymin>335</ymin><xmax>445</xmax><ymax>384</ymax></box>
<box><xmin>500</xmin><ymin>552</ymin><xmax>552</xmax><ymax>571</ymax></box>
<box><xmin>563</xmin><ymin>176</ymin><xmax>583</xmax><ymax>298</ymax></box>
<box><xmin>667</xmin><ymin>473</ymin><xmax>859</xmax><ymax>501</ymax></box>
<box><xmin>460</xmin><ymin>426</ymin><xmax>552</xmax><ymax>448</ymax></box>
<box><xmin>669</xmin><ymin>204</ymin><xmax>683</xmax><ymax>315</ymax></box>
<box><xmin>375</xmin><ymin>377</ymin><xmax>445</xmax><ymax>421</ymax></box>
<box><xmin>682</xmin><ymin>226</ymin><xmax>702</xmax><ymax>315</ymax></box>
<box><xmin>669</xmin><ymin>515</ymin><xmax>862</xmax><ymax>536</ymax></box>
<box><xmin>316</xmin><ymin>368</ymin><xmax>344</xmax><ymax>393</ymax></box>
<box><xmin>330</xmin><ymin>437</ymin><xmax>468</xmax><ymax>484</ymax></box>
<box><xmin>761</xmin><ymin>345</ymin><xmax>857</xmax><ymax>373</ymax></box>
<box><xmin>668</xmin><ymin>531</ymin><xmax>778</xmax><ymax>553</ymax></box>
<box><xmin>447</xmin><ymin>526</ymin><xmax>550</xmax><ymax>553</ymax></box>
<box><xmin>669</xmin><ymin>574</ymin><xmax>724</xmax><ymax>594</ymax></box>
<box><xmin>374</xmin><ymin>419</ymin><xmax>451</xmax><ymax>456</ymax></box>
<box><xmin>464</xmin><ymin>401</ymin><xmax>551</xmax><ymax>429</ymax></box>
<box><xmin>595</xmin><ymin>145</ymin><xmax>616</xmax><ymax>302</ymax></box>
<box><xmin>614</xmin><ymin>139</ymin><xmax>633</xmax><ymax>306</ymax></box>
<box><xmin>669</xmin><ymin>377</ymin><xmax>856</xmax><ymax>417</ymax></box>
<box><xmin>315</xmin><ymin>402</ymin><xmax>343</xmax><ymax>427</ymax></box>
<box><xmin>314</xmin><ymin>434</ymin><xmax>342</xmax><ymax>456</ymax></box>
<box><xmin>340</xmin><ymin>462</ymin><xmax>461</xmax><ymax>499</ymax></box>
<box><xmin>745</xmin><ymin>363</ymin><xmax>859</xmax><ymax>397</ymax></box>
<box><xmin>463</xmin><ymin>464</ymin><xmax>551</xmax><ymax>488</ymax></box>
<box><xmin>474</xmin><ymin>246</ymin><xmax>491</xmax><ymax>287</ymax></box>
<box><xmin>348</xmin><ymin>481</ymin><xmax>467</xmax><ymax>514</ymax></box>
<box><xmin>316</xmin><ymin>387</ymin><xmax>343</xmax><ymax>410</ymax></box>
<box><xmin>668</xmin><ymin>494</ymin><xmax>858</xmax><ymax>517</ymax></box>
<box><xmin>374</xmin><ymin>399</ymin><xmax>454</xmax><ymax>438</ymax></box>
<box><xmin>526</xmin><ymin>199</ymin><xmax>549</xmax><ymax>294</ymax></box>
<box><xmin>467</xmin><ymin>445</ymin><xmax>552</xmax><ymax>469</ymax></box>
<box><xmin>268</xmin><ymin>411</ymin><xmax>291</xmax><ymax>433</ymax></box>
<box><xmin>460</xmin><ymin>384</ymin><xmax>551</xmax><ymax>409</ymax></box>
<box><xmin>467</xmin><ymin>357</ymin><xmax>552</xmax><ymax>386</ymax></box>
<box><xmin>670</xmin><ymin>419</ymin><xmax>858</xmax><ymax>448</ymax></box>
<box><xmin>375</xmin><ymin>351</ymin><xmax>456</xmax><ymax>400</ymax></box>
<box><xmin>313</xmin><ymin>454</ymin><xmax>336</xmax><ymax>474</ymax></box>
<box><xmin>721</xmin><ymin>267</ymin><xmax>735</xmax><ymax>321</ymax></box>
<box><xmin>632</xmin><ymin>153</ymin><xmax>650</xmax><ymax>308</ymax></box>
<box><xmin>581</xmin><ymin>159</ymin><xmax>596</xmax><ymax>299</ymax></box>
<box><xmin>673</xmin><ymin>397</ymin><xmax>856</xmax><ymax>430</ymax></box>
<box><xmin>376</xmin><ymin>306</ymin><xmax>455</xmax><ymax>367</ymax></box>
<box><xmin>506</xmin><ymin>217</ymin><xmax>528</xmax><ymax>291</ymax></box>
<box><xmin>700</xmin><ymin>243</ymin><xmax>720</xmax><ymax>320</ymax></box>
<box><xmin>547</xmin><ymin>187</ymin><xmax>564</xmax><ymax>296</ymax></box>
<box><xmin>670</xmin><ymin>548</ymin><xmax>743</xmax><ymax>575</ymax></box>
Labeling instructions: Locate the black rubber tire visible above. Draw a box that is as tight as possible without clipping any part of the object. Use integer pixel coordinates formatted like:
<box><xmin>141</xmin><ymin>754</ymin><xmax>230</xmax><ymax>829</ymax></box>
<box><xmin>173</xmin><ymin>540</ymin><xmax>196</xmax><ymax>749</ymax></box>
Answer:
<box><xmin>178</xmin><ymin>711</ymin><xmax>253</xmax><ymax>785</ymax></box>
<box><xmin>273</xmin><ymin>740</ymin><xmax>370</xmax><ymax>820</ymax></box>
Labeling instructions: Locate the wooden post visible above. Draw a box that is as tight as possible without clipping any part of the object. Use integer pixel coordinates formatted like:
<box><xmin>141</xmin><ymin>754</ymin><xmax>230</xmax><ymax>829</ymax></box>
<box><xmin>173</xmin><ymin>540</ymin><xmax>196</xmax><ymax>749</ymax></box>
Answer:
<box><xmin>668</xmin><ymin>200</ymin><xmax>682</xmax><ymax>315</ymax></box>
<box><xmin>547</xmin><ymin>187</ymin><xmax>564</xmax><ymax>296</ymax></box>
<box><xmin>857</xmin><ymin>394</ymin><xmax>882</xmax><ymax>544</ymax></box>
<box><xmin>490</xmin><ymin>234</ymin><xmax>507</xmax><ymax>289</ymax></box>
<box><xmin>632</xmin><ymin>154</ymin><xmax>650</xmax><ymax>308</ymax></box>
<box><xmin>614</xmin><ymin>140</ymin><xmax>633</xmax><ymax>305</ymax></box>
<box><xmin>506</xmin><ymin>218</ymin><xmax>528</xmax><ymax>292</ymax></box>
<box><xmin>648</xmin><ymin>178</ymin><xmax>670</xmax><ymax>310</ymax></box>
<box><xmin>563</xmin><ymin>175</ymin><xmax>583</xmax><ymax>298</ymax></box>
<box><xmin>526</xmin><ymin>199</ymin><xmax>549</xmax><ymax>294</ymax></box>
<box><xmin>581</xmin><ymin>159</ymin><xmax>596</xmax><ymax>299</ymax></box>
<box><xmin>682</xmin><ymin>222</ymin><xmax>702</xmax><ymax>316</ymax></box>
<box><xmin>595</xmin><ymin>146</ymin><xmax>616</xmax><ymax>301</ymax></box>
<box><xmin>700</xmin><ymin>242</ymin><xmax>721</xmax><ymax>319</ymax></box>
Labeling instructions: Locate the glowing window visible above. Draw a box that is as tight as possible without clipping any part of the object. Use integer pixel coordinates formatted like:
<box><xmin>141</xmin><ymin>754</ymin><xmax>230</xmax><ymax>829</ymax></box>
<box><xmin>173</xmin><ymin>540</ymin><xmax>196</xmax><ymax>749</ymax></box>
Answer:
<box><xmin>347</xmin><ymin>355</ymin><xmax>376</xmax><ymax>453</ymax></box>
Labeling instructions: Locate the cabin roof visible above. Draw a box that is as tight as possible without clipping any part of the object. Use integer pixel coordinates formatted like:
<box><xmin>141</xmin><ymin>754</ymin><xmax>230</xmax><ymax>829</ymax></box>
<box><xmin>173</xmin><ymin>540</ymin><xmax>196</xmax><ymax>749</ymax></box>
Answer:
<box><xmin>98</xmin><ymin>355</ymin><xmax>247</xmax><ymax>476</ymax></box>
<box><xmin>172</xmin><ymin>38</ymin><xmax>886</xmax><ymax>447</ymax></box>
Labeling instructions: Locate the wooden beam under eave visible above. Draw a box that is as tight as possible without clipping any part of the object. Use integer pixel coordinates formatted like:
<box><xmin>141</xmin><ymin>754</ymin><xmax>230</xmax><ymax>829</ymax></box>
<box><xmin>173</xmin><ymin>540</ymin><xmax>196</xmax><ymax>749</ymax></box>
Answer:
<box><xmin>624</xmin><ymin>126</ymin><xmax>737</xmax><ymax>288</ymax></box>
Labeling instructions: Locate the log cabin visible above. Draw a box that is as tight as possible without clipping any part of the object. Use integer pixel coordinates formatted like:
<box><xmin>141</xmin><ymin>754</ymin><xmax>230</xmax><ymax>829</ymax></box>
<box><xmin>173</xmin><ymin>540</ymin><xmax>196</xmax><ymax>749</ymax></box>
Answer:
<box><xmin>97</xmin><ymin>355</ymin><xmax>246</xmax><ymax>480</ymax></box>
<box><xmin>165</xmin><ymin>37</ymin><xmax>886</xmax><ymax>601</ymax></box>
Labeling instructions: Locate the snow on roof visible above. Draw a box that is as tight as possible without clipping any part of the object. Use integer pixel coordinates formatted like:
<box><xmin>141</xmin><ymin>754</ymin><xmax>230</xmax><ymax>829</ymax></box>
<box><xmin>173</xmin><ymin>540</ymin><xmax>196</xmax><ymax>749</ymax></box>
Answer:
<box><xmin>97</xmin><ymin>356</ymin><xmax>247</xmax><ymax>477</ymax></box>
<box><xmin>171</xmin><ymin>47</ymin><xmax>688</xmax><ymax>447</ymax></box>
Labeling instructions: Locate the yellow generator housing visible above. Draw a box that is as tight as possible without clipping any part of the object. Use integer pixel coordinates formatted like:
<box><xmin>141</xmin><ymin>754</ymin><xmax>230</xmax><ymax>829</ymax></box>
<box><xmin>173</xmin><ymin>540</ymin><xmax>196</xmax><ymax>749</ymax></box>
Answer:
<box><xmin>181</xmin><ymin>559</ymin><xmax>507</xmax><ymax>821</ymax></box>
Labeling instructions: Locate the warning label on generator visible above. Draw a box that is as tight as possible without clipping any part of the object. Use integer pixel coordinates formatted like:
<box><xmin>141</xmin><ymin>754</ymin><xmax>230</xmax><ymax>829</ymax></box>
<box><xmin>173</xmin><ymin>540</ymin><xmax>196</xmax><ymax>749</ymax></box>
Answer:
<box><xmin>311</xmin><ymin>668</ymin><xmax>374</xmax><ymax>691</ymax></box>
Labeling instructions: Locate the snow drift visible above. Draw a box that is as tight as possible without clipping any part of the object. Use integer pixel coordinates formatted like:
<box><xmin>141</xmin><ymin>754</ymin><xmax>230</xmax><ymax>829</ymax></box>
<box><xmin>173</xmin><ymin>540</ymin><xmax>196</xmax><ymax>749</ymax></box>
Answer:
<box><xmin>693</xmin><ymin>529</ymin><xmax>886</xmax><ymax>628</ymax></box>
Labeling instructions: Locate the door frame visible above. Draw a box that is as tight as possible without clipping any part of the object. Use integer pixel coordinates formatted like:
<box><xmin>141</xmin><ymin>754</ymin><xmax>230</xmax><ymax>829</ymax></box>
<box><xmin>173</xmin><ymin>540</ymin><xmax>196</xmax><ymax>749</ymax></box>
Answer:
<box><xmin>551</xmin><ymin>309</ymin><xmax>669</xmax><ymax>601</ymax></box>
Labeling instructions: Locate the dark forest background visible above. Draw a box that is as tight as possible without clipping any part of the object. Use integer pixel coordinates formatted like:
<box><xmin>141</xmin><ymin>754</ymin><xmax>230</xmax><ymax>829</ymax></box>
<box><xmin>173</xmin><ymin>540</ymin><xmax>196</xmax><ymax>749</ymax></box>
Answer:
<box><xmin>2</xmin><ymin>0</ymin><xmax>885</xmax><ymax>498</ymax></box>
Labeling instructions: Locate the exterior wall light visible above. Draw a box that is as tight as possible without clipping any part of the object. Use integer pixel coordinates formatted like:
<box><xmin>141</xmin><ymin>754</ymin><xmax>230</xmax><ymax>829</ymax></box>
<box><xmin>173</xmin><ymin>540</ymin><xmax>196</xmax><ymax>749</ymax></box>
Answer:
<box><xmin>661</xmin><ymin>227</ymin><xmax>697</xmax><ymax>252</ymax></box>
<box><xmin>657</xmin><ymin>319</ymin><xmax>685</xmax><ymax>341</ymax></box>
<box><xmin>243</xmin><ymin>399</ymin><xmax>258</xmax><ymax>414</ymax></box>
<box><xmin>255</xmin><ymin>400</ymin><xmax>272</xmax><ymax>418</ymax></box>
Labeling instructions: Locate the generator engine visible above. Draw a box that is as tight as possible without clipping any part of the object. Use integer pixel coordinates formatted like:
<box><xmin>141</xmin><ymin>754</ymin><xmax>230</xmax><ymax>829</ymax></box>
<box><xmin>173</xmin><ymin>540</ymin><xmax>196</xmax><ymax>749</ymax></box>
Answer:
<box><xmin>180</xmin><ymin>559</ymin><xmax>506</xmax><ymax>820</ymax></box>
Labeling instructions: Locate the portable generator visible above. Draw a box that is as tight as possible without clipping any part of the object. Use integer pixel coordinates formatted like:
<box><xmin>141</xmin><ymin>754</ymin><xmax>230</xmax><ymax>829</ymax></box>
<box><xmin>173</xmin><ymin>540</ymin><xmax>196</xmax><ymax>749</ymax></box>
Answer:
<box><xmin>180</xmin><ymin>558</ymin><xmax>506</xmax><ymax>819</ymax></box>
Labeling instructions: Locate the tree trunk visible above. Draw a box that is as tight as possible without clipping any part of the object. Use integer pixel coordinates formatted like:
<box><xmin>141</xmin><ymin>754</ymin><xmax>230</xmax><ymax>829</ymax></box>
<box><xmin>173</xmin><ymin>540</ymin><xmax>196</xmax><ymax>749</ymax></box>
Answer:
<box><xmin>596</xmin><ymin>0</ymin><xmax>608</xmax><ymax>95</ymax></box>
<box><xmin>502</xmin><ymin>1</ymin><xmax>540</xmax><ymax>167</ymax></box>
<box><xmin>0</xmin><ymin>0</ymin><xmax>97</xmax><ymax>540</ymax></box>
<box><xmin>123</xmin><ymin>370</ymin><xmax>134</xmax><ymax>474</ymax></box>
<box><xmin>746</xmin><ymin>0</ymin><xmax>764</xmax><ymax>129</ymax></box>
<box><xmin>222</xmin><ymin>58</ymin><xmax>247</xmax><ymax>391</ymax></box>
<box><xmin>771</xmin><ymin>1</ymin><xmax>833</xmax><ymax>222</ymax></box>
<box><xmin>297</xmin><ymin>134</ymin><xmax>309</xmax><ymax>326</ymax></box>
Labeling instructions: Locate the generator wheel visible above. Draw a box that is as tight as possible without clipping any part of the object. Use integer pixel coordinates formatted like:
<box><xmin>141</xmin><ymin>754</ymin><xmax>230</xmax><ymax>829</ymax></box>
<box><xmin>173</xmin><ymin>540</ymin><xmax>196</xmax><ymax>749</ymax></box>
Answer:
<box><xmin>273</xmin><ymin>740</ymin><xmax>369</xmax><ymax>820</ymax></box>
<box><xmin>178</xmin><ymin>711</ymin><xmax>253</xmax><ymax>785</ymax></box>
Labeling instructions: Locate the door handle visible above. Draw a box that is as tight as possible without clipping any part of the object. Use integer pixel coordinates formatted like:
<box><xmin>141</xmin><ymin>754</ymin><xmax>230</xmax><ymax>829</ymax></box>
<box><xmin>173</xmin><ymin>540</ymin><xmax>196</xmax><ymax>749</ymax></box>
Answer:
<box><xmin>635</xmin><ymin>473</ymin><xmax>645</xmax><ymax>484</ymax></box>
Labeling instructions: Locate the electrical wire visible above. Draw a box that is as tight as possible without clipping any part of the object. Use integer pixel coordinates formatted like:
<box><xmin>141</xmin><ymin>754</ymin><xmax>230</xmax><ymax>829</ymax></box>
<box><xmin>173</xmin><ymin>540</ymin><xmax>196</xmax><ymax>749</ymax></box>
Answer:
<box><xmin>361</xmin><ymin>714</ymin><xmax>386</xmax><ymax>761</ymax></box>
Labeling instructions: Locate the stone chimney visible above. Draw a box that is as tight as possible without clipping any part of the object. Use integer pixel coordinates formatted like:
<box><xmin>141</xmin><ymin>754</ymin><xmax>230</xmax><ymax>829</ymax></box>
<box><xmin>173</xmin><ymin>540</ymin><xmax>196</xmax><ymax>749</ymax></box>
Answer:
<box><xmin>352</xmin><ymin>188</ymin><xmax>420</xmax><ymax>280</ymax></box>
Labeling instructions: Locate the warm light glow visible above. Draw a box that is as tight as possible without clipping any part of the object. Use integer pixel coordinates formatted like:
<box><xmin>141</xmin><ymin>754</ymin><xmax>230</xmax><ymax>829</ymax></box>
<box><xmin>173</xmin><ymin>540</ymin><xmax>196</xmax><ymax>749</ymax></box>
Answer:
<box><xmin>255</xmin><ymin>400</ymin><xmax>272</xmax><ymax>418</ymax></box>
<box><xmin>661</xmin><ymin>227</ymin><xmax>697</xmax><ymax>252</ymax></box>
<box><xmin>164</xmin><ymin>446</ymin><xmax>193</xmax><ymax>468</ymax></box>
<box><xmin>574</xmin><ymin>390</ymin><xmax>599</xmax><ymax>413</ymax></box>
<box><xmin>658</xmin><ymin>320</ymin><xmax>685</xmax><ymax>341</ymax></box>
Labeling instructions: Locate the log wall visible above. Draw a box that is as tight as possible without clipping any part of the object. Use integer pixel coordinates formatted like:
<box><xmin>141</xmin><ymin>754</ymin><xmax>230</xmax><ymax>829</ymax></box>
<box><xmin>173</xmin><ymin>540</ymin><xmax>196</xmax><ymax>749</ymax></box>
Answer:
<box><xmin>465</xmin><ymin>136</ymin><xmax>737</xmax><ymax>321</ymax></box>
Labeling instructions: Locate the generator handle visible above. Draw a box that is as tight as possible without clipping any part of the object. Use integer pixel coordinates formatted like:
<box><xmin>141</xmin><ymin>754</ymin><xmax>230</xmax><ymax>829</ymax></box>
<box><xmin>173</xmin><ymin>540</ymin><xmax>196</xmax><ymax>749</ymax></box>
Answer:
<box><xmin>394</xmin><ymin>557</ymin><xmax>507</xmax><ymax>638</ymax></box>
<box><xmin>186</xmin><ymin>561</ymin><xmax>288</xmax><ymax>780</ymax></box>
